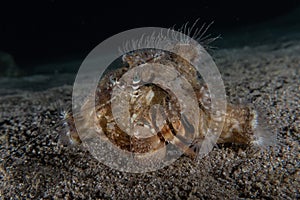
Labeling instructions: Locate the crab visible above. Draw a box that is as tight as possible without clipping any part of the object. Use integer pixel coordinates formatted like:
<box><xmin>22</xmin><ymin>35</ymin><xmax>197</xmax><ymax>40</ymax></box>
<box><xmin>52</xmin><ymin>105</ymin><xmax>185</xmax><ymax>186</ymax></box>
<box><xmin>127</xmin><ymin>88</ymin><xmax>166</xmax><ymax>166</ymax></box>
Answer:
<box><xmin>62</xmin><ymin>44</ymin><xmax>263</xmax><ymax>164</ymax></box>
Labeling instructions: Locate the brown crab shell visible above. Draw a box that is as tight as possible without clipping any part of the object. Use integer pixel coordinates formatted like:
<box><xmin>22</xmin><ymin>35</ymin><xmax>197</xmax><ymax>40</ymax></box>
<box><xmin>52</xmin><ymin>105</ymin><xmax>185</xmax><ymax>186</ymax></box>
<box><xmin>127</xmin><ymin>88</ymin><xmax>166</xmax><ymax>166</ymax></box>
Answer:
<box><xmin>64</xmin><ymin>49</ymin><xmax>259</xmax><ymax>160</ymax></box>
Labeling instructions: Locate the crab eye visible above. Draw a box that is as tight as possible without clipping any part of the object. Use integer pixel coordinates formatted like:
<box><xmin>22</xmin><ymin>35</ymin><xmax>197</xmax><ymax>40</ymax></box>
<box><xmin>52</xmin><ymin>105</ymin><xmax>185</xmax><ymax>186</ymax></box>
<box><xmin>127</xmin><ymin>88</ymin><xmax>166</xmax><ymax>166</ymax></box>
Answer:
<box><xmin>132</xmin><ymin>73</ymin><xmax>141</xmax><ymax>84</ymax></box>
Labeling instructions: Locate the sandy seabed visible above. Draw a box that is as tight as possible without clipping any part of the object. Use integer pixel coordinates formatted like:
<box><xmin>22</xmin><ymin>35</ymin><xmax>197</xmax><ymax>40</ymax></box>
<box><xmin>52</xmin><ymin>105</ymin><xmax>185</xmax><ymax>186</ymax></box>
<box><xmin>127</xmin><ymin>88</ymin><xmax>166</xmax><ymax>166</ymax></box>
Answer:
<box><xmin>0</xmin><ymin>40</ymin><xmax>299</xmax><ymax>199</ymax></box>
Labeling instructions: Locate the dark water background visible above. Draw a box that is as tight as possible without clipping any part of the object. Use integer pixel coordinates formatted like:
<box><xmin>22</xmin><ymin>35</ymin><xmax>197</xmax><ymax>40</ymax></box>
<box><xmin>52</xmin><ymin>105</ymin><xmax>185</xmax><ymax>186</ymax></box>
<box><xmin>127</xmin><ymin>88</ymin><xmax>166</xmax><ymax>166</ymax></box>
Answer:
<box><xmin>1</xmin><ymin>0</ymin><xmax>300</xmax><ymax>91</ymax></box>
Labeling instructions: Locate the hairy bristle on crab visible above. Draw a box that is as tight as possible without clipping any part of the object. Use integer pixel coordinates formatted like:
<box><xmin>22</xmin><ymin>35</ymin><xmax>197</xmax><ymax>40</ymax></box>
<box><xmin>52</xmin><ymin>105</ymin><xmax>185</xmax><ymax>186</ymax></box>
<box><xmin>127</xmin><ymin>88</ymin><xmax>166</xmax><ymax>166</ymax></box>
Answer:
<box><xmin>59</xmin><ymin>109</ymin><xmax>82</xmax><ymax>146</ymax></box>
<box><xmin>251</xmin><ymin>108</ymin><xmax>276</xmax><ymax>148</ymax></box>
<box><xmin>176</xmin><ymin>20</ymin><xmax>220</xmax><ymax>49</ymax></box>
<box><xmin>119</xmin><ymin>19</ymin><xmax>219</xmax><ymax>56</ymax></box>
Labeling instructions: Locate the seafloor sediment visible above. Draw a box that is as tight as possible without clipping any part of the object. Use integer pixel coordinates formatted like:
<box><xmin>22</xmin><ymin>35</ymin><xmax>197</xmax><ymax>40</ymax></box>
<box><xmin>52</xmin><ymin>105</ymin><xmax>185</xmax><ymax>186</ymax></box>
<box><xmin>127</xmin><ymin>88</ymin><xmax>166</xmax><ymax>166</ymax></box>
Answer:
<box><xmin>0</xmin><ymin>40</ymin><xmax>299</xmax><ymax>199</ymax></box>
